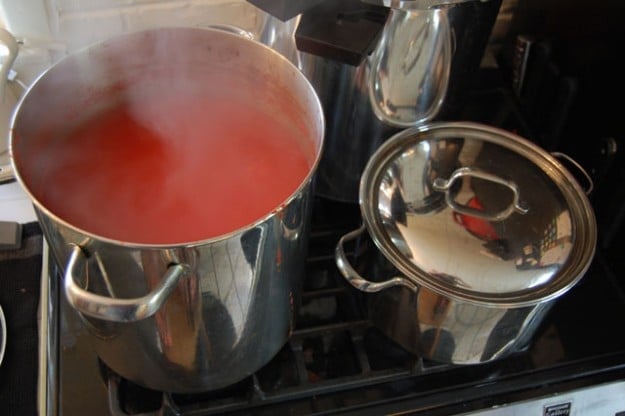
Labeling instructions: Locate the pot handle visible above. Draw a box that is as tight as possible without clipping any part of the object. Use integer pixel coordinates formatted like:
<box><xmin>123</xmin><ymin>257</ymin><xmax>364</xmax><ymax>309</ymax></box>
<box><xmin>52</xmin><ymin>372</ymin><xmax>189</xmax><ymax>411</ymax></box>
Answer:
<box><xmin>551</xmin><ymin>151</ymin><xmax>594</xmax><ymax>195</ymax></box>
<box><xmin>367</xmin><ymin>7</ymin><xmax>451</xmax><ymax>128</ymax></box>
<box><xmin>64</xmin><ymin>244</ymin><xmax>188</xmax><ymax>322</ymax></box>
<box><xmin>335</xmin><ymin>224</ymin><xmax>417</xmax><ymax>293</ymax></box>
<box><xmin>433</xmin><ymin>167</ymin><xmax>529</xmax><ymax>221</ymax></box>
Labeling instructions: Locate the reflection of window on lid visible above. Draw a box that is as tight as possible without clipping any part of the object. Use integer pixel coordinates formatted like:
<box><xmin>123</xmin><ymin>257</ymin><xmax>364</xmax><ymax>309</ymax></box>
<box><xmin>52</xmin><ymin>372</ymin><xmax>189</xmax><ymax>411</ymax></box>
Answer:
<box><xmin>516</xmin><ymin>211</ymin><xmax>572</xmax><ymax>270</ymax></box>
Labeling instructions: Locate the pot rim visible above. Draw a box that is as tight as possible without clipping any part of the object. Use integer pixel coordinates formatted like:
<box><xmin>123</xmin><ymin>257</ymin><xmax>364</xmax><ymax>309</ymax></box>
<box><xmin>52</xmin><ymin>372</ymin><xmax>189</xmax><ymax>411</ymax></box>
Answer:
<box><xmin>359</xmin><ymin>121</ymin><xmax>597</xmax><ymax>307</ymax></box>
<box><xmin>9</xmin><ymin>26</ymin><xmax>325</xmax><ymax>249</ymax></box>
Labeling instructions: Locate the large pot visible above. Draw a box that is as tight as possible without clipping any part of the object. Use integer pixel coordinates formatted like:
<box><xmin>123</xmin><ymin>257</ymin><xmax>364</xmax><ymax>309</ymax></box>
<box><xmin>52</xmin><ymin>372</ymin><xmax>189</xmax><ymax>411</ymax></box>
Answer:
<box><xmin>9</xmin><ymin>27</ymin><xmax>324</xmax><ymax>392</ymax></box>
<box><xmin>296</xmin><ymin>0</ymin><xmax>503</xmax><ymax>202</ymax></box>
<box><xmin>336</xmin><ymin>122</ymin><xmax>596</xmax><ymax>364</ymax></box>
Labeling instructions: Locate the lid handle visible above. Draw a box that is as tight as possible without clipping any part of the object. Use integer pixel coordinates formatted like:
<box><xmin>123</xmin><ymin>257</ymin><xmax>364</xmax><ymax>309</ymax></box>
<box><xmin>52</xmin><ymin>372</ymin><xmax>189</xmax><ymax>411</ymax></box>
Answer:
<box><xmin>433</xmin><ymin>167</ymin><xmax>529</xmax><ymax>221</ymax></box>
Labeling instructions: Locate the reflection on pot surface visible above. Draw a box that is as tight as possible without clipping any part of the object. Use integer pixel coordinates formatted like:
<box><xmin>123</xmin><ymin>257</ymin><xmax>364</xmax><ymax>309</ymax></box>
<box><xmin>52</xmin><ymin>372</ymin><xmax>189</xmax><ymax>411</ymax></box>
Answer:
<box><xmin>369</xmin><ymin>284</ymin><xmax>551</xmax><ymax>363</ymax></box>
<box><xmin>61</xmin><ymin>222</ymin><xmax>304</xmax><ymax>391</ymax></box>
<box><xmin>377</xmin><ymin>135</ymin><xmax>576</xmax><ymax>293</ymax></box>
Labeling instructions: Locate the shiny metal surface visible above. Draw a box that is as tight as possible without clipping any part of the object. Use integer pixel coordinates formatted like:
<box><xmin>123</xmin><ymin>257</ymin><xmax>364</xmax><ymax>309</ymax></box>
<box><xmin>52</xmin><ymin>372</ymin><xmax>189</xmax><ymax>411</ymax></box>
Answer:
<box><xmin>368</xmin><ymin>6</ymin><xmax>450</xmax><ymax>127</ymax></box>
<box><xmin>255</xmin><ymin>12</ymin><xmax>301</xmax><ymax>67</ymax></box>
<box><xmin>335</xmin><ymin>222</ymin><xmax>553</xmax><ymax>363</ymax></box>
<box><xmin>360</xmin><ymin>121</ymin><xmax>596</xmax><ymax>305</ymax></box>
<box><xmin>336</xmin><ymin>121</ymin><xmax>596</xmax><ymax>364</ymax></box>
<box><xmin>368</xmin><ymin>282</ymin><xmax>552</xmax><ymax>363</ymax></box>
<box><xmin>362</xmin><ymin>0</ymin><xmax>483</xmax><ymax>7</ymax></box>
<box><xmin>432</xmin><ymin>166</ymin><xmax>529</xmax><ymax>221</ymax></box>
<box><xmin>37</xmin><ymin>240</ymin><xmax>56</xmax><ymax>416</ymax></box>
<box><xmin>300</xmin><ymin>0</ymin><xmax>501</xmax><ymax>202</ymax></box>
<box><xmin>300</xmin><ymin>51</ymin><xmax>399</xmax><ymax>202</ymax></box>
<box><xmin>336</xmin><ymin>224</ymin><xmax>418</xmax><ymax>293</ymax></box>
<box><xmin>11</xmin><ymin>27</ymin><xmax>324</xmax><ymax>393</ymax></box>
<box><xmin>64</xmin><ymin>245</ymin><xmax>188</xmax><ymax>322</ymax></box>
<box><xmin>0</xmin><ymin>304</ymin><xmax>5</xmax><ymax>367</ymax></box>
<box><xmin>37</xmin><ymin>203</ymin><xmax>313</xmax><ymax>393</ymax></box>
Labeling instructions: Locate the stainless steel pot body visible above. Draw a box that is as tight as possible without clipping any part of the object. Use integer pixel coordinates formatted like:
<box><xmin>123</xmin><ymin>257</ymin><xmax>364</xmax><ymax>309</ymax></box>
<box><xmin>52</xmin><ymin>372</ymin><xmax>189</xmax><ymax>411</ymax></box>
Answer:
<box><xmin>351</xmin><ymin>239</ymin><xmax>554</xmax><ymax>363</ymax></box>
<box><xmin>300</xmin><ymin>0</ymin><xmax>502</xmax><ymax>202</ymax></box>
<box><xmin>9</xmin><ymin>27</ymin><xmax>324</xmax><ymax>393</ymax></box>
<box><xmin>336</xmin><ymin>122</ymin><xmax>596</xmax><ymax>364</ymax></box>
<box><xmin>370</xmin><ymin>287</ymin><xmax>552</xmax><ymax>363</ymax></box>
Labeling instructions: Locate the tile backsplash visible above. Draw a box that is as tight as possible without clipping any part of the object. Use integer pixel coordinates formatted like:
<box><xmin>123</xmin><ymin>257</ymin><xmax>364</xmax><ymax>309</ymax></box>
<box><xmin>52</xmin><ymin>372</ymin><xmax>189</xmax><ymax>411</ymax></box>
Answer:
<box><xmin>1</xmin><ymin>0</ymin><xmax>268</xmax><ymax>85</ymax></box>
<box><xmin>1</xmin><ymin>0</ymin><xmax>518</xmax><ymax>90</ymax></box>
<box><xmin>54</xmin><ymin>0</ymin><xmax>258</xmax><ymax>51</ymax></box>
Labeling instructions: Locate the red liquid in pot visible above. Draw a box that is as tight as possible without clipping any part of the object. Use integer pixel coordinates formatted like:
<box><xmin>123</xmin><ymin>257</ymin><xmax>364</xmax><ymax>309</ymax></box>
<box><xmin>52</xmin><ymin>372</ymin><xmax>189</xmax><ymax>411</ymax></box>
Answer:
<box><xmin>35</xmin><ymin>88</ymin><xmax>315</xmax><ymax>244</ymax></box>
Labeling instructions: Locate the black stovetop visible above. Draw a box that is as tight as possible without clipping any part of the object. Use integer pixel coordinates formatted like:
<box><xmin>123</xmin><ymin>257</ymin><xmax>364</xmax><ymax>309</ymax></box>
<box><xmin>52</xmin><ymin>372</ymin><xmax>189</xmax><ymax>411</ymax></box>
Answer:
<box><xmin>44</xmin><ymin>75</ymin><xmax>625</xmax><ymax>416</ymax></box>
<box><xmin>50</xmin><ymin>195</ymin><xmax>625</xmax><ymax>416</ymax></box>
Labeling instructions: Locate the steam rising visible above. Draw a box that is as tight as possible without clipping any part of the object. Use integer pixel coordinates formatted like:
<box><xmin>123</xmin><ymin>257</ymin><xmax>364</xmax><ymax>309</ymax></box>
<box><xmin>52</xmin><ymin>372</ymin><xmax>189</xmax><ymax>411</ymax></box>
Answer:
<box><xmin>25</xmin><ymin>28</ymin><xmax>318</xmax><ymax>244</ymax></box>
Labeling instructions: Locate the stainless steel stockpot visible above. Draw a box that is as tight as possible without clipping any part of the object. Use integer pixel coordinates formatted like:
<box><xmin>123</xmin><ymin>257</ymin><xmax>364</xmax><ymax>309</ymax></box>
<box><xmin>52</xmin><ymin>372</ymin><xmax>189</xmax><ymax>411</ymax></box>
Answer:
<box><xmin>336</xmin><ymin>122</ymin><xmax>596</xmax><ymax>364</ymax></box>
<box><xmin>9</xmin><ymin>27</ymin><xmax>324</xmax><ymax>392</ymax></box>
<box><xmin>301</xmin><ymin>0</ymin><xmax>503</xmax><ymax>202</ymax></box>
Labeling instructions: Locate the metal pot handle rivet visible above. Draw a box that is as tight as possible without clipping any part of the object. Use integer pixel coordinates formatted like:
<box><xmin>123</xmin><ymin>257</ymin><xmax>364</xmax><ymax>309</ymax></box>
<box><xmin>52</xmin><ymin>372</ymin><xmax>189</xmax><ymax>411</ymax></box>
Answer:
<box><xmin>64</xmin><ymin>244</ymin><xmax>188</xmax><ymax>322</ymax></box>
<box><xmin>335</xmin><ymin>224</ymin><xmax>417</xmax><ymax>293</ymax></box>
<box><xmin>433</xmin><ymin>166</ymin><xmax>529</xmax><ymax>221</ymax></box>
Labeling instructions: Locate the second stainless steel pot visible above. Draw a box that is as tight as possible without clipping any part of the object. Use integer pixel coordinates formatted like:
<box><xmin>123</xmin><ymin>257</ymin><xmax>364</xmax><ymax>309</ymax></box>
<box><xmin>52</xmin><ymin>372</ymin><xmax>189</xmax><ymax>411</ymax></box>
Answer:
<box><xmin>9</xmin><ymin>27</ymin><xmax>324</xmax><ymax>393</ymax></box>
<box><xmin>298</xmin><ymin>0</ymin><xmax>503</xmax><ymax>202</ymax></box>
<box><xmin>336</xmin><ymin>122</ymin><xmax>596</xmax><ymax>364</ymax></box>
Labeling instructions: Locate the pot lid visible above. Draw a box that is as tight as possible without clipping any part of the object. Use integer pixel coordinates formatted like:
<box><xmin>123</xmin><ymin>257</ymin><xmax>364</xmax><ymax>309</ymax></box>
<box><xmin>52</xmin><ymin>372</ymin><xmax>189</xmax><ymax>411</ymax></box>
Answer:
<box><xmin>360</xmin><ymin>122</ymin><xmax>596</xmax><ymax>307</ymax></box>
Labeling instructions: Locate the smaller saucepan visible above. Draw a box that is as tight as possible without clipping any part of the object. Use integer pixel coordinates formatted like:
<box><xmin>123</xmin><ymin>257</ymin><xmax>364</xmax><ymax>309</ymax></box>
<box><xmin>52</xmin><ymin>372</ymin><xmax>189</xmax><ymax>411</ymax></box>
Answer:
<box><xmin>336</xmin><ymin>121</ymin><xmax>596</xmax><ymax>364</ymax></box>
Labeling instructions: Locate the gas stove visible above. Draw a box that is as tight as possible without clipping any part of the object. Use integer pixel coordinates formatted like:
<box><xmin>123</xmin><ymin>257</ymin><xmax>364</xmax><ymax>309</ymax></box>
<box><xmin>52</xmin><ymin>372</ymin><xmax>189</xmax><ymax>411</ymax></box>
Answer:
<box><xmin>38</xmin><ymin>67</ymin><xmax>625</xmax><ymax>415</ymax></box>
<box><xmin>39</xmin><ymin>194</ymin><xmax>625</xmax><ymax>415</ymax></box>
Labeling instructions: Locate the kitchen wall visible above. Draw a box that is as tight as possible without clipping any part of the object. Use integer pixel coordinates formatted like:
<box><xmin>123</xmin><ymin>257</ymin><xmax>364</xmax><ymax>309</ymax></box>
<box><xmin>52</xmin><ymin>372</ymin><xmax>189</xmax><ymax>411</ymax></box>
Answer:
<box><xmin>3</xmin><ymin>0</ymin><xmax>524</xmax><ymax>74</ymax></box>
<box><xmin>0</xmin><ymin>0</ymin><xmax>523</xmax><ymax>97</ymax></box>
<box><xmin>1</xmin><ymin>0</ymin><xmax>265</xmax><ymax>84</ymax></box>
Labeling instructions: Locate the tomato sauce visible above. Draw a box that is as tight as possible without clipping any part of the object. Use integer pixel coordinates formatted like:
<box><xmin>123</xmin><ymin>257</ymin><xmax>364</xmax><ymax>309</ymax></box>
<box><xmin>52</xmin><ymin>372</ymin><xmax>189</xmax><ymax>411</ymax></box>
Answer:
<box><xmin>35</xmin><ymin>87</ymin><xmax>315</xmax><ymax>244</ymax></box>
